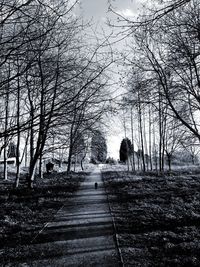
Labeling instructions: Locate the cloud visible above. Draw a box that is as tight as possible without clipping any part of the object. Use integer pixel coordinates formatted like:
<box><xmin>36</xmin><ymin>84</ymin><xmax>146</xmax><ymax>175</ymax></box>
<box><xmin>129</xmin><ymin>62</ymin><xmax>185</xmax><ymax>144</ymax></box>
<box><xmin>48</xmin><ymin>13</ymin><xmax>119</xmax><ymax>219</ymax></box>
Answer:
<box><xmin>117</xmin><ymin>8</ymin><xmax>136</xmax><ymax>18</ymax></box>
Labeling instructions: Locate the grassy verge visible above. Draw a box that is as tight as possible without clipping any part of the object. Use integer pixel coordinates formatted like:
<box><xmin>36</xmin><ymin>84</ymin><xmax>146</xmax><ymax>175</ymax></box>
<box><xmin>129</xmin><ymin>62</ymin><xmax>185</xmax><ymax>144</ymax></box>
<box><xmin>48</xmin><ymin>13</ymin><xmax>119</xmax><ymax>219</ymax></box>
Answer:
<box><xmin>102</xmin><ymin>170</ymin><xmax>200</xmax><ymax>267</ymax></box>
<box><xmin>0</xmin><ymin>171</ymin><xmax>86</xmax><ymax>250</ymax></box>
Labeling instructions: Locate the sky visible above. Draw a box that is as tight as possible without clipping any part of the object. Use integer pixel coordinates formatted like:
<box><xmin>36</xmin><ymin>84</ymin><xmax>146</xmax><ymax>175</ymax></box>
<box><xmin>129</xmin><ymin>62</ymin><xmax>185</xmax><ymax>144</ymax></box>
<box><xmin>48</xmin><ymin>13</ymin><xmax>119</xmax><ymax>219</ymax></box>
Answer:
<box><xmin>78</xmin><ymin>0</ymin><xmax>145</xmax><ymax>159</ymax></box>
<box><xmin>80</xmin><ymin>0</ymin><xmax>144</xmax><ymax>20</ymax></box>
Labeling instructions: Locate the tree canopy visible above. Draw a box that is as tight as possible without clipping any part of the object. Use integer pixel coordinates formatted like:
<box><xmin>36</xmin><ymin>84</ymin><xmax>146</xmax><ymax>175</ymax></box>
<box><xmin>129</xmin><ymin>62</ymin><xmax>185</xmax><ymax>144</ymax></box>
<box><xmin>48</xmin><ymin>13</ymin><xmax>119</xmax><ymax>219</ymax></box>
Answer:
<box><xmin>119</xmin><ymin>138</ymin><xmax>132</xmax><ymax>163</ymax></box>
<box><xmin>91</xmin><ymin>130</ymin><xmax>107</xmax><ymax>163</ymax></box>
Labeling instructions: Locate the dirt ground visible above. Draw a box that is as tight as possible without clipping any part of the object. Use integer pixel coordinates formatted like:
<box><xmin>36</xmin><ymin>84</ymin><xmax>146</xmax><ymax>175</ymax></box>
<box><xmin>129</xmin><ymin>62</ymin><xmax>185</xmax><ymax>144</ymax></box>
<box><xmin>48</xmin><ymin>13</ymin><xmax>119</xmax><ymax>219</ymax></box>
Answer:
<box><xmin>102</xmin><ymin>170</ymin><xmax>200</xmax><ymax>267</ymax></box>
<box><xmin>0</xmin><ymin>171</ymin><xmax>85</xmax><ymax>254</ymax></box>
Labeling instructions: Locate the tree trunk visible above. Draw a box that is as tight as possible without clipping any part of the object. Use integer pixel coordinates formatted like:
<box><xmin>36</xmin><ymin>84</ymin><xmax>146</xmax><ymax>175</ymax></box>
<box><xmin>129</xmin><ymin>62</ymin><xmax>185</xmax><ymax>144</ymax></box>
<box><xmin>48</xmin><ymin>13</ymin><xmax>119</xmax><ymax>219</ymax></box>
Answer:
<box><xmin>39</xmin><ymin>154</ymin><xmax>43</xmax><ymax>179</ymax></box>
<box><xmin>67</xmin><ymin>145</ymin><xmax>73</xmax><ymax>174</ymax></box>
<box><xmin>138</xmin><ymin>156</ymin><xmax>140</xmax><ymax>170</ymax></box>
<box><xmin>158</xmin><ymin>97</ymin><xmax>162</xmax><ymax>172</ymax></box>
<box><xmin>153</xmin><ymin>121</ymin><xmax>157</xmax><ymax>171</ymax></box>
<box><xmin>29</xmin><ymin>162</ymin><xmax>37</xmax><ymax>188</ymax></box>
<box><xmin>167</xmin><ymin>153</ymin><xmax>172</xmax><ymax>172</ymax></box>
<box><xmin>4</xmin><ymin>87</ymin><xmax>9</xmax><ymax>181</ymax></box>
<box><xmin>191</xmin><ymin>154</ymin><xmax>195</xmax><ymax>165</ymax></box>
<box><xmin>138</xmin><ymin>101</ymin><xmax>146</xmax><ymax>172</ymax></box>
<box><xmin>149</xmin><ymin>106</ymin><xmax>153</xmax><ymax>171</ymax></box>
<box><xmin>80</xmin><ymin>159</ymin><xmax>84</xmax><ymax>171</ymax></box>
<box><xmin>143</xmin><ymin>110</ymin><xmax>149</xmax><ymax>171</ymax></box>
<box><xmin>73</xmin><ymin>154</ymin><xmax>77</xmax><ymax>172</ymax></box>
<box><xmin>67</xmin><ymin>122</ymin><xmax>74</xmax><ymax>174</ymax></box>
<box><xmin>131</xmin><ymin>107</ymin><xmax>135</xmax><ymax>171</ymax></box>
<box><xmin>123</xmin><ymin>109</ymin><xmax>130</xmax><ymax>171</ymax></box>
<box><xmin>162</xmin><ymin>110</ymin><xmax>167</xmax><ymax>171</ymax></box>
<box><xmin>23</xmin><ymin>133</ymin><xmax>29</xmax><ymax>168</ymax></box>
<box><xmin>3</xmin><ymin>145</ymin><xmax>8</xmax><ymax>181</ymax></box>
<box><xmin>15</xmin><ymin>62</ymin><xmax>21</xmax><ymax>188</ymax></box>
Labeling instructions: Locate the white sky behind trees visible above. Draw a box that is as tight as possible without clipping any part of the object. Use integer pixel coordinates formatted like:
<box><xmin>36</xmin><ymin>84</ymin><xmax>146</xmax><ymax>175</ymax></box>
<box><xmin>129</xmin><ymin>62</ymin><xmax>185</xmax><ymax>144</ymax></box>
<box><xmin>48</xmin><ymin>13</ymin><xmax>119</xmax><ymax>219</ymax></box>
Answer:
<box><xmin>78</xmin><ymin>0</ymin><xmax>145</xmax><ymax>159</ymax></box>
<box><xmin>80</xmin><ymin>0</ymin><xmax>144</xmax><ymax>19</ymax></box>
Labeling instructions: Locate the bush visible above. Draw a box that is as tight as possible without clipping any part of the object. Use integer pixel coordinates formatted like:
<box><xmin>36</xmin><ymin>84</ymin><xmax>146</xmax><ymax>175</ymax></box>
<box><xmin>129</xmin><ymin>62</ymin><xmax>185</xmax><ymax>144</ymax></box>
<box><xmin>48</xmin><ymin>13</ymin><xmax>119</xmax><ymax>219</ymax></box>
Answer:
<box><xmin>106</xmin><ymin>157</ymin><xmax>117</xmax><ymax>164</ymax></box>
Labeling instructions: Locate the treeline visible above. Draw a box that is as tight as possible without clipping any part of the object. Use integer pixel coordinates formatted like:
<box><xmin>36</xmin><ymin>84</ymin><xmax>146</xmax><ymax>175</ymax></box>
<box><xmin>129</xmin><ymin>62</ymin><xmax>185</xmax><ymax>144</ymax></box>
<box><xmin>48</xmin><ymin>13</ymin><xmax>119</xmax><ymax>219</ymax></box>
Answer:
<box><xmin>0</xmin><ymin>0</ymin><xmax>111</xmax><ymax>187</ymax></box>
<box><xmin>119</xmin><ymin>0</ymin><xmax>200</xmax><ymax>172</ymax></box>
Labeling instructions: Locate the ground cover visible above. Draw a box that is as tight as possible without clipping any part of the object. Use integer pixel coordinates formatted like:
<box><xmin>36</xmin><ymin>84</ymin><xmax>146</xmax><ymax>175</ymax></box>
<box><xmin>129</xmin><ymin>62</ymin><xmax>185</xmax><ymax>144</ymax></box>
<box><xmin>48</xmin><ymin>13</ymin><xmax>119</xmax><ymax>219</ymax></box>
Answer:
<box><xmin>102</xmin><ymin>169</ymin><xmax>200</xmax><ymax>266</ymax></box>
<box><xmin>0</xmin><ymin>171</ymin><xmax>86</xmax><ymax>264</ymax></box>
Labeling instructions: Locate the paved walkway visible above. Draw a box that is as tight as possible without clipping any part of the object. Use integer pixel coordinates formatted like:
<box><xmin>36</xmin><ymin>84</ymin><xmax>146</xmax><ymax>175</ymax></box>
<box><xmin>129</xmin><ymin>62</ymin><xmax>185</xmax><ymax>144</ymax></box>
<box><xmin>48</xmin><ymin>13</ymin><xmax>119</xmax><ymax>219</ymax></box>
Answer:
<box><xmin>8</xmin><ymin>167</ymin><xmax>120</xmax><ymax>267</ymax></box>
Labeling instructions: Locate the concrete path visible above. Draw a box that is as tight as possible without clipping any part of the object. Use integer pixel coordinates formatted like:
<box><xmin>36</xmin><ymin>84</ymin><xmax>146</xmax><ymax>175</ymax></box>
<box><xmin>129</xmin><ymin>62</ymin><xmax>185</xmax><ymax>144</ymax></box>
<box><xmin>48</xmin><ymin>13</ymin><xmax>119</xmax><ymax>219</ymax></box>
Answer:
<box><xmin>7</xmin><ymin>167</ymin><xmax>120</xmax><ymax>267</ymax></box>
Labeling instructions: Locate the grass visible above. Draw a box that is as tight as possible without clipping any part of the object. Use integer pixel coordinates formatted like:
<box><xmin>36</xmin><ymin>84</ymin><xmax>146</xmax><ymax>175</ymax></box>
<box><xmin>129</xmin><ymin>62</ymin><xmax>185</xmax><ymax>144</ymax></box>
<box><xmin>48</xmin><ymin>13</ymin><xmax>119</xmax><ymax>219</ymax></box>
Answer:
<box><xmin>0</xmin><ymin>171</ymin><xmax>86</xmax><ymax>251</ymax></box>
<box><xmin>102</xmin><ymin>169</ymin><xmax>200</xmax><ymax>267</ymax></box>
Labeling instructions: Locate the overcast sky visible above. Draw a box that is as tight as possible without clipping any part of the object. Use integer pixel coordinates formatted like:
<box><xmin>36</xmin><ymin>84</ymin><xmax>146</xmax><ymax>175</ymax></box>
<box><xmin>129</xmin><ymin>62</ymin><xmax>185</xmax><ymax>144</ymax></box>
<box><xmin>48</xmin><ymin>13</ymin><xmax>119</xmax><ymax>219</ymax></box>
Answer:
<box><xmin>80</xmin><ymin>0</ymin><xmax>144</xmax><ymax>21</ymax></box>
<box><xmin>78</xmin><ymin>0</ymin><xmax>145</xmax><ymax>159</ymax></box>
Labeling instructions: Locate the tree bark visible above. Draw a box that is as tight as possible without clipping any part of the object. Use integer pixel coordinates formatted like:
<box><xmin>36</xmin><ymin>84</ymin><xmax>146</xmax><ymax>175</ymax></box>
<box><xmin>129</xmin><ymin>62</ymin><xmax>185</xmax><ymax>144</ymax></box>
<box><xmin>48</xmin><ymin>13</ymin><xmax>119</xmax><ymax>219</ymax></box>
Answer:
<box><xmin>4</xmin><ymin>84</ymin><xmax>9</xmax><ymax>181</ymax></box>
<box><xmin>138</xmin><ymin>98</ymin><xmax>146</xmax><ymax>172</ymax></box>
<box><xmin>149</xmin><ymin>106</ymin><xmax>153</xmax><ymax>171</ymax></box>
<box><xmin>131</xmin><ymin>107</ymin><xmax>135</xmax><ymax>171</ymax></box>
<box><xmin>15</xmin><ymin>59</ymin><xmax>21</xmax><ymax>188</ymax></box>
